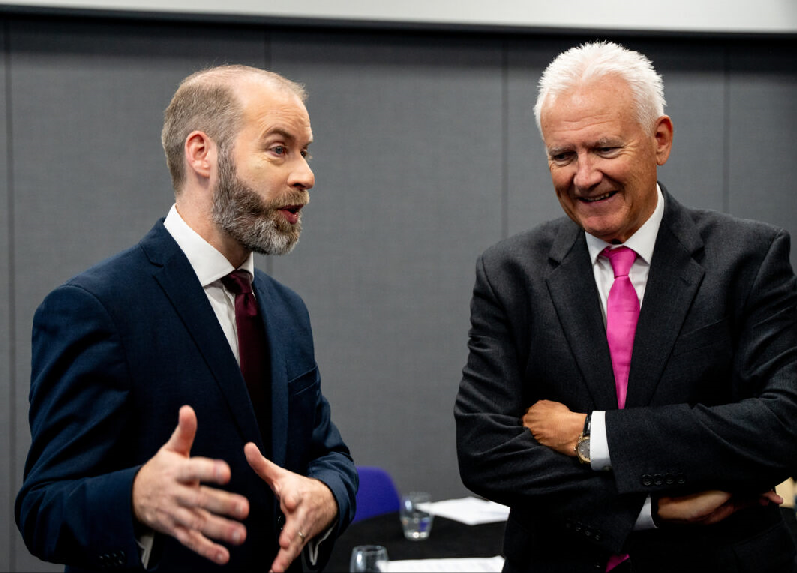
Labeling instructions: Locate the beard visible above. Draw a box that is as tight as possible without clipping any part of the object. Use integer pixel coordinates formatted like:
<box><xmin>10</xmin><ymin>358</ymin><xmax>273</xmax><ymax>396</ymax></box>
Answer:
<box><xmin>211</xmin><ymin>150</ymin><xmax>306</xmax><ymax>256</ymax></box>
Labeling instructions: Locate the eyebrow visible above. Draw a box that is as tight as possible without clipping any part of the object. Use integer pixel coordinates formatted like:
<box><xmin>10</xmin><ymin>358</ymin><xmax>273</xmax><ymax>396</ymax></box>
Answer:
<box><xmin>264</xmin><ymin>128</ymin><xmax>312</xmax><ymax>147</ymax></box>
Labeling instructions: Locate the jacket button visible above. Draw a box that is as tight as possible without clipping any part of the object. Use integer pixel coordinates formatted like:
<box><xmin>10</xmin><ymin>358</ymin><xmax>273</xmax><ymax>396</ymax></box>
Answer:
<box><xmin>641</xmin><ymin>474</ymin><xmax>653</xmax><ymax>487</ymax></box>
<box><xmin>653</xmin><ymin>474</ymin><xmax>663</xmax><ymax>486</ymax></box>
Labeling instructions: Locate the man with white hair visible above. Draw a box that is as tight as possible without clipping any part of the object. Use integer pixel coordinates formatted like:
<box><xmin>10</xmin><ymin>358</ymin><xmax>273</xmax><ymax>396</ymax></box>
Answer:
<box><xmin>456</xmin><ymin>42</ymin><xmax>797</xmax><ymax>572</ymax></box>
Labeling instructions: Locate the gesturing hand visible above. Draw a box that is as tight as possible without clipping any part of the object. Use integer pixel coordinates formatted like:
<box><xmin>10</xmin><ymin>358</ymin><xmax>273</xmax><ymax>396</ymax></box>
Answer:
<box><xmin>132</xmin><ymin>406</ymin><xmax>250</xmax><ymax>565</ymax></box>
<box><xmin>244</xmin><ymin>442</ymin><xmax>338</xmax><ymax>573</ymax></box>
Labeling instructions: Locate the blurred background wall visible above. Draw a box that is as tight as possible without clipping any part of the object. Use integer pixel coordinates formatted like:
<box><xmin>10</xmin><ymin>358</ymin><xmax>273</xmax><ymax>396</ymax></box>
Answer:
<box><xmin>0</xmin><ymin>3</ymin><xmax>795</xmax><ymax>570</ymax></box>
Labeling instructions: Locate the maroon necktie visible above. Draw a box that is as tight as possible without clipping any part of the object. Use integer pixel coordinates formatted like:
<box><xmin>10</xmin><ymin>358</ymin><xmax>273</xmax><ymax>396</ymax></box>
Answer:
<box><xmin>222</xmin><ymin>270</ymin><xmax>271</xmax><ymax>444</ymax></box>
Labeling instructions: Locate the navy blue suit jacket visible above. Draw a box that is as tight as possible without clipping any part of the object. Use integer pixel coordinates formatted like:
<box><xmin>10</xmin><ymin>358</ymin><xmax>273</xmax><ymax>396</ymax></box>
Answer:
<box><xmin>456</xmin><ymin>188</ymin><xmax>797</xmax><ymax>572</ymax></box>
<box><xmin>16</xmin><ymin>220</ymin><xmax>357</xmax><ymax>571</ymax></box>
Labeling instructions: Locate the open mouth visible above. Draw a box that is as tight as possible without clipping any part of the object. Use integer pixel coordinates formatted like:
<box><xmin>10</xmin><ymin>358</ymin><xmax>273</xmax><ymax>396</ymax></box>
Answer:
<box><xmin>278</xmin><ymin>204</ymin><xmax>304</xmax><ymax>224</ymax></box>
<box><xmin>580</xmin><ymin>191</ymin><xmax>618</xmax><ymax>203</ymax></box>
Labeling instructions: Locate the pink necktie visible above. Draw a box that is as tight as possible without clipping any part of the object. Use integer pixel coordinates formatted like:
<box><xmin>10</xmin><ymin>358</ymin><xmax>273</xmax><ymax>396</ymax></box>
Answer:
<box><xmin>603</xmin><ymin>247</ymin><xmax>639</xmax><ymax>410</ymax></box>
<box><xmin>603</xmin><ymin>247</ymin><xmax>638</xmax><ymax>572</ymax></box>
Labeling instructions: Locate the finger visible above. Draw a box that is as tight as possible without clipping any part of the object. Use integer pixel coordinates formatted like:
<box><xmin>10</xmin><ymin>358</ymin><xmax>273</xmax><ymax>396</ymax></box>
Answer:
<box><xmin>174</xmin><ymin>456</ymin><xmax>233</xmax><ymax>486</ymax></box>
<box><xmin>165</xmin><ymin>405</ymin><xmax>198</xmax><ymax>456</ymax></box>
<box><xmin>170</xmin><ymin>505</ymin><xmax>247</xmax><ymax>547</ymax></box>
<box><xmin>172</xmin><ymin>523</ymin><xmax>231</xmax><ymax>566</ymax></box>
<box><xmin>760</xmin><ymin>491</ymin><xmax>784</xmax><ymax>505</ymax></box>
<box><xmin>173</xmin><ymin>483</ymin><xmax>249</xmax><ymax>521</ymax></box>
<box><xmin>270</xmin><ymin>544</ymin><xmax>301</xmax><ymax>573</ymax></box>
<box><xmin>244</xmin><ymin>442</ymin><xmax>284</xmax><ymax>489</ymax></box>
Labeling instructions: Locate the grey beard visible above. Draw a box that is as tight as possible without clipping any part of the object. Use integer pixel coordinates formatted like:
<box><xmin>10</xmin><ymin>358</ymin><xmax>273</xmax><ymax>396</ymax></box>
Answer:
<box><xmin>211</xmin><ymin>152</ymin><xmax>302</xmax><ymax>256</ymax></box>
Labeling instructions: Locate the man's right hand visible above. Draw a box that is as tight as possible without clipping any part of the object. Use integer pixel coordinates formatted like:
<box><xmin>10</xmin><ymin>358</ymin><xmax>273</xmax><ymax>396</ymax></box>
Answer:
<box><xmin>655</xmin><ymin>489</ymin><xmax>783</xmax><ymax>526</ymax></box>
<box><xmin>132</xmin><ymin>405</ymin><xmax>250</xmax><ymax>565</ymax></box>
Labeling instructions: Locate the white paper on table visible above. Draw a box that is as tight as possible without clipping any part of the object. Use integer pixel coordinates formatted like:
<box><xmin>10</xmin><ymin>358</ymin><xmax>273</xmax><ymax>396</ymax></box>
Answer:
<box><xmin>418</xmin><ymin>497</ymin><xmax>510</xmax><ymax>525</ymax></box>
<box><xmin>379</xmin><ymin>556</ymin><xmax>504</xmax><ymax>572</ymax></box>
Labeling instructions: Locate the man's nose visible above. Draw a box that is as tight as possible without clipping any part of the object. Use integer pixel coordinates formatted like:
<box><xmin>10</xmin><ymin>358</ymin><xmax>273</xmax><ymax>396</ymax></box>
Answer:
<box><xmin>572</xmin><ymin>153</ymin><xmax>602</xmax><ymax>190</ymax></box>
<box><xmin>289</xmin><ymin>159</ymin><xmax>315</xmax><ymax>191</ymax></box>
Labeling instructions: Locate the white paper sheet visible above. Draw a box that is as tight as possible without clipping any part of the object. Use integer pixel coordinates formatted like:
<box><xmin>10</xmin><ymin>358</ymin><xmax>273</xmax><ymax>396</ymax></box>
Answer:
<box><xmin>419</xmin><ymin>497</ymin><xmax>510</xmax><ymax>526</ymax></box>
<box><xmin>380</xmin><ymin>556</ymin><xmax>504</xmax><ymax>572</ymax></box>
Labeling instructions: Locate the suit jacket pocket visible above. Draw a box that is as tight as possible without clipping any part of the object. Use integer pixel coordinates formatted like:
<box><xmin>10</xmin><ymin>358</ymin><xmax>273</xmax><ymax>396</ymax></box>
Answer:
<box><xmin>662</xmin><ymin>319</ymin><xmax>733</xmax><ymax>403</ymax></box>
<box><xmin>670</xmin><ymin>318</ymin><xmax>731</xmax><ymax>357</ymax></box>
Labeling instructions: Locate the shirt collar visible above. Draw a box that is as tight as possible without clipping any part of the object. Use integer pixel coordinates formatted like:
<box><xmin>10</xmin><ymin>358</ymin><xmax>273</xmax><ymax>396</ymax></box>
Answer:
<box><xmin>585</xmin><ymin>184</ymin><xmax>664</xmax><ymax>265</ymax></box>
<box><xmin>163</xmin><ymin>204</ymin><xmax>255</xmax><ymax>287</ymax></box>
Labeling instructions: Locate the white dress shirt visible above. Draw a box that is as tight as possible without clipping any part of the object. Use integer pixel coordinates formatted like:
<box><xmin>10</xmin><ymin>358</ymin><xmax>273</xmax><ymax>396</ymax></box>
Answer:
<box><xmin>583</xmin><ymin>185</ymin><xmax>665</xmax><ymax>529</ymax></box>
<box><xmin>164</xmin><ymin>204</ymin><xmax>254</xmax><ymax>364</ymax></box>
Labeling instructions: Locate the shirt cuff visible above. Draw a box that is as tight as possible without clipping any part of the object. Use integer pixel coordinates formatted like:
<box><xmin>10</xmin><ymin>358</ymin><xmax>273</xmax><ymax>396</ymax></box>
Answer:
<box><xmin>635</xmin><ymin>496</ymin><xmax>657</xmax><ymax>530</ymax></box>
<box><xmin>137</xmin><ymin>532</ymin><xmax>154</xmax><ymax>568</ymax></box>
<box><xmin>305</xmin><ymin>525</ymin><xmax>333</xmax><ymax>566</ymax></box>
<box><xmin>589</xmin><ymin>410</ymin><xmax>612</xmax><ymax>472</ymax></box>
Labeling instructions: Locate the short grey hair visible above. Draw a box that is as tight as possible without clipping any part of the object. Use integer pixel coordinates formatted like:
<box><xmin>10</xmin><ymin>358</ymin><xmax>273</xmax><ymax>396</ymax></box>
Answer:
<box><xmin>534</xmin><ymin>41</ymin><xmax>665</xmax><ymax>135</ymax></box>
<box><xmin>162</xmin><ymin>65</ymin><xmax>307</xmax><ymax>193</ymax></box>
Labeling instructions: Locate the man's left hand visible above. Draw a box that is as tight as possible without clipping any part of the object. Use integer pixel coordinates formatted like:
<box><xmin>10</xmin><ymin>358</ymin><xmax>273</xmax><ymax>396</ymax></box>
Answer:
<box><xmin>523</xmin><ymin>399</ymin><xmax>586</xmax><ymax>456</ymax></box>
<box><xmin>244</xmin><ymin>443</ymin><xmax>338</xmax><ymax>573</ymax></box>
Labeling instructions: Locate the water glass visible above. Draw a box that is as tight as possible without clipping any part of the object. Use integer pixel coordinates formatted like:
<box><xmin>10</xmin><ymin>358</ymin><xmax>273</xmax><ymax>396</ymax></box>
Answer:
<box><xmin>350</xmin><ymin>545</ymin><xmax>389</xmax><ymax>572</ymax></box>
<box><xmin>400</xmin><ymin>491</ymin><xmax>434</xmax><ymax>540</ymax></box>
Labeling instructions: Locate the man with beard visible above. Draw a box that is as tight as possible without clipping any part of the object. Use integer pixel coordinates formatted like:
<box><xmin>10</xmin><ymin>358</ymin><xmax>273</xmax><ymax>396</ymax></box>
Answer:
<box><xmin>16</xmin><ymin>66</ymin><xmax>357</xmax><ymax>573</ymax></box>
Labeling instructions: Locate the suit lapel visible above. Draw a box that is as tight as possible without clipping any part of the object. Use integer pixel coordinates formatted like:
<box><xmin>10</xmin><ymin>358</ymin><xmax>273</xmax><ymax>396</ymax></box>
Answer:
<box><xmin>252</xmin><ymin>275</ymin><xmax>288</xmax><ymax>467</ymax></box>
<box><xmin>626</xmin><ymin>190</ymin><xmax>705</xmax><ymax>407</ymax></box>
<box><xmin>546</xmin><ymin>222</ymin><xmax>619</xmax><ymax>410</ymax></box>
<box><xmin>139</xmin><ymin>222</ymin><xmax>263</xmax><ymax>444</ymax></box>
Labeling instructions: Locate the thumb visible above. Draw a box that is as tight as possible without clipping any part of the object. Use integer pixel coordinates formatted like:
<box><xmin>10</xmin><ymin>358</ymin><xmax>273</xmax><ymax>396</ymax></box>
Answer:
<box><xmin>164</xmin><ymin>405</ymin><xmax>197</xmax><ymax>456</ymax></box>
<box><xmin>244</xmin><ymin>442</ymin><xmax>282</xmax><ymax>489</ymax></box>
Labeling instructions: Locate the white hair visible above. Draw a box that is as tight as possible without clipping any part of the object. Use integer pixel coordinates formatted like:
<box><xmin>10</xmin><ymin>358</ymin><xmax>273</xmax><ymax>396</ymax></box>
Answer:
<box><xmin>533</xmin><ymin>41</ymin><xmax>666</xmax><ymax>135</ymax></box>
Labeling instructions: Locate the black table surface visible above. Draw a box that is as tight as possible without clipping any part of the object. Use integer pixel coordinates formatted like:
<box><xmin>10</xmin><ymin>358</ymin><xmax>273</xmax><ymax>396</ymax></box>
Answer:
<box><xmin>325</xmin><ymin>512</ymin><xmax>506</xmax><ymax>572</ymax></box>
<box><xmin>326</xmin><ymin>508</ymin><xmax>797</xmax><ymax>573</ymax></box>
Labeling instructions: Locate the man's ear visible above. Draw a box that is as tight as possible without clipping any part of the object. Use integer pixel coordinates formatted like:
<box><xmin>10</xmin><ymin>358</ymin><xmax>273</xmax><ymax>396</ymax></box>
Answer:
<box><xmin>654</xmin><ymin>115</ymin><xmax>674</xmax><ymax>166</ymax></box>
<box><xmin>184</xmin><ymin>131</ymin><xmax>215</xmax><ymax>179</ymax></box>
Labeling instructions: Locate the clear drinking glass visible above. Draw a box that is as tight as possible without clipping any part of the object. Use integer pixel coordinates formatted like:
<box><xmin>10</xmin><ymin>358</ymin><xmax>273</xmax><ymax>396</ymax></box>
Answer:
<box><xmin>350</xmin><ymin>545</ymin><xmax>389</xmax><ymax>572</ymax></box>
<box><xmin>400</xmin><ymin>492</ymin><xmax>434</xmax><ymax>540</ymax></box>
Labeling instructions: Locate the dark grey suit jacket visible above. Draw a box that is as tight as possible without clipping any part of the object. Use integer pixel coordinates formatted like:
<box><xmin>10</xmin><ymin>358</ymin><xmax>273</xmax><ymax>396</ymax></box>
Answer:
<box><xmin>455</xmin><ymin>186</ymin><xmax>797</xmax><ymax>572</ymax></box>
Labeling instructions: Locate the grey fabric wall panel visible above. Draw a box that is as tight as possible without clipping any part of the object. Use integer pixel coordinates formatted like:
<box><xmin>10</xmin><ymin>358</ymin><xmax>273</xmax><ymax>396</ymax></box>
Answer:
<box><xmin>267</xmin><ymin>31</ymin><xmax>503</xmax><ymax>499</ymax></box>
<box><xmin>0</xmin><ymin>21</ymin><xmax>12</xmax><ymax>573</ymax></box>
<box><xmin>634</xmin><ymin>40</ymin><xmax>726</xmax><ymax>212</ymax></box>
<box><xmin>8</xmin><ymin>18</ymin><xmax>268</xmax><ymax>571</ymax></box>
<box><xmin>727</xmin><ymin>41</ymin><xmax>797</xmax><ymax>269</ymax></box>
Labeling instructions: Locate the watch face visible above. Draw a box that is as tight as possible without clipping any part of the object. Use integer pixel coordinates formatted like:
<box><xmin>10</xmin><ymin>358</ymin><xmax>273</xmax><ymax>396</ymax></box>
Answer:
<box><xmin>577</xmin><ymin>437</ymin><xmax>590</xmax><ymax>462</ymax></box>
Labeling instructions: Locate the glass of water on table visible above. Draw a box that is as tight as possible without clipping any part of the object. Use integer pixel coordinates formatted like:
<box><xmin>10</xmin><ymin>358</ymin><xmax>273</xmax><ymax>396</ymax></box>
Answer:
<box><xmin>400</xmin><ymin>492</ymin><xmax>434</xmax><ymax>540</ymax></box>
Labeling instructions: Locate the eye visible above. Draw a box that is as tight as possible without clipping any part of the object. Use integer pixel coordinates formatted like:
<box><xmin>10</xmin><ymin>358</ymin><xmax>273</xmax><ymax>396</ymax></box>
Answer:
<box><xmin>301</xmin><ymin>149</ymin><xmax>312</xmax><ymax>160</ymax></box>
<box><xmin>596</xmin><ymin>146</ymin><xmax>621</xmax><ymax>157</ymax></box>
<box><xmin>271</xmin><ymin>145</ymin><xmax>287</xmax><ymax>156</ymax></box>
<box><xmin>549</xmin><ymin>151</ymin><xmax>574</xmax><ymax>165</ymax></box>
